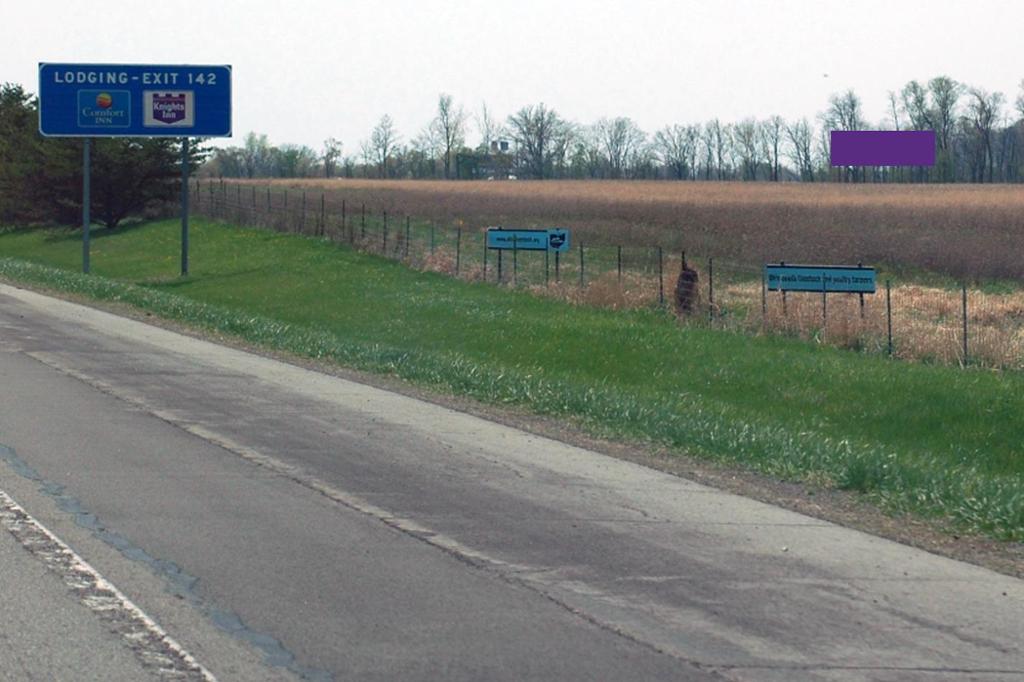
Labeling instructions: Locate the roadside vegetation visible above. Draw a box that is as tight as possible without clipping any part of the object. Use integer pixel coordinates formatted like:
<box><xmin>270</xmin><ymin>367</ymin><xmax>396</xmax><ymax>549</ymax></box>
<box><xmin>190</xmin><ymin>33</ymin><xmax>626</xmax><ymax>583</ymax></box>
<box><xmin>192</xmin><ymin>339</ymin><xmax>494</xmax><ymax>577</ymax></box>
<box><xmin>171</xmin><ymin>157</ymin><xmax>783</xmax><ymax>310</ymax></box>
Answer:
<box><xmin>1</xmin><ymin>218</ymin><xmax>1022</xmax><ymax>542</ymax></box>
<box><xmin>201</xmin><ymin>181</ymin><xmax>1024</xmax><ymax>370</ymax></box>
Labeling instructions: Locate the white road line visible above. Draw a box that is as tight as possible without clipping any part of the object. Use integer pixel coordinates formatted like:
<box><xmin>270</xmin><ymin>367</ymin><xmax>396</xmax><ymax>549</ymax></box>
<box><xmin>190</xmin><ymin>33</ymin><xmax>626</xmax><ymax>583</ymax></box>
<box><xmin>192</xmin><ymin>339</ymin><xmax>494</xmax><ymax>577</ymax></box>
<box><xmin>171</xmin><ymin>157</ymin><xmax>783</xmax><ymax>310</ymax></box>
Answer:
<box><xmin>0</xmin><ymin>487</ymin><xmax>216</xmax><ymax>682</ymax></box>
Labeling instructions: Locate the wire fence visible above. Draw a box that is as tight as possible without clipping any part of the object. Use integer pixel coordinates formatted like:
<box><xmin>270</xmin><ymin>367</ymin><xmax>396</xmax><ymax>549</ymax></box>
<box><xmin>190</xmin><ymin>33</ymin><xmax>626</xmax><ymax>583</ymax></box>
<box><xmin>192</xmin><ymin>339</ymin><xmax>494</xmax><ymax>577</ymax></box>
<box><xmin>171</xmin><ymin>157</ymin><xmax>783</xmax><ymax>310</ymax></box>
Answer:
<box><xmin>193</xmin><ymin>180</ymin><xmax>1024</xmax><ymax>371</ymax></box>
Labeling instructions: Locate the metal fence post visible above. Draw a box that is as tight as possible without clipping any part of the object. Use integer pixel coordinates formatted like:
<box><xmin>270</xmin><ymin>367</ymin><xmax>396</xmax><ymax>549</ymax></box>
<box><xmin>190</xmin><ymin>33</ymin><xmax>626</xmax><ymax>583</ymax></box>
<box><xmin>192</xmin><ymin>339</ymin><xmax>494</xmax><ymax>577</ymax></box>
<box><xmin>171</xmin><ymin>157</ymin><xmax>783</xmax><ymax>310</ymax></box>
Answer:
<box><xmin>579</xmin><ymin>243</ymin><xmax>584</xmax><ymax>289</ymax></box>
<box><xmin>512</xmin><ymin>235</ymin><xmax>518</xmax><ymax>286</ymax></box>
<box><xmin>455</xmin><ymin>227</ymin><xmax>461</xmax><ymax>275</ymax></box>
<box><xmin>858</xmin><ymin>261</ymin><xmax>865</xmax><ymax>319</ymax></box>
<box><xmin>545</xmin><ymin>247</ymin><xmax>549</xmax><ymax>286</ymax></box>
<box><xmin>301</xmin><ymin>191</ymin><xmax>306</xmax><ymax>233</ymax></box>
<box><xmin>382</xmin><ymin>210</ymin><xmax>388</xmax><ymax>253</ymax></box>
<box><xmin>708</xmin><ymin>257</ymin><xmax>714</xmax><ymax>323</ymax></box>
<box><xmin>180</xmin><ymin>138</ymin><xmax>189</xmax><ymax>276</ymax></box>
<box><xmin>658</xmin><ymin>247</ymin><xmax>664</xmax><ymax>305</ymax></box>
<box><xmin>779</xmin><ymin>261</ymin><xmax>787</xmax><ymax>317</ymax></box>
<box><xmin>761</xmin><ymin>268</ymin><xmax>767</xmax><ymax>326</ymax></box>
<box><xmin>82</xmin><ymin>137</ymin><xmax>90</xmax><ymax>274</ymax></box>
<box><xmin>320</xmin><ymin>193</ymin><xmax>326</xmax><ymax>237</ymax></box>
<box><xmin>886</xmin><ymin>279</ymin><xmax>893</xmax><ymax>356</ymax></box>
<box><xmin>483</xmin><ymin>237</ymin><xmax>488</xmax><ymax>280</ymax></box>
<box><xmin>821</xmin><ymin>275</ymin><xmax>827</xmax><ymax>340</ymax></box>
<box><xmin>962</xmin><ymin>283</ymin><xmax>968</xmax><ymax>366</ymax></box>
<box><xmin>617</xmin><ymin>245</ymin><xmax>623</xmax><ymax>282</ymax></box>
<box><xmin>430</xmin><ymin>222</ymin><xmax>435</xmax><ymax>254</ymax></box>
<box><xmin>360</xmin><ymin>203</ymin><xmax>366</xmax><ymax>239</ymax></box>
<box><xmin>555</xmin><ymin>251</ymin><xmax>560</xmax><ymax>283</ymax></box>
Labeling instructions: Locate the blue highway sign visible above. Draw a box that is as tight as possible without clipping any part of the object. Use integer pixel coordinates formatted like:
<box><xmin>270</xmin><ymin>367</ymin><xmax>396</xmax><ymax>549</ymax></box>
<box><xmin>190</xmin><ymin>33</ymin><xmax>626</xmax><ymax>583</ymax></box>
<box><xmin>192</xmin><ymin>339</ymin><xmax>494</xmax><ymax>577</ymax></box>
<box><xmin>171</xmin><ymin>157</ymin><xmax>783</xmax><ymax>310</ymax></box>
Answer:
<box><xmin>765</xmin><ymin>264</ymin><xmax>876</xmax><ymax>293</ymax></box>
<box><xmin>39</xmin><ymin>63</ymin><xmax>231</xmax><ymax>137</ymax></box>
<box><xmin>487</xmin><ymin>228</ymin><xmax>570</xmax><ymax>252</ymax></box>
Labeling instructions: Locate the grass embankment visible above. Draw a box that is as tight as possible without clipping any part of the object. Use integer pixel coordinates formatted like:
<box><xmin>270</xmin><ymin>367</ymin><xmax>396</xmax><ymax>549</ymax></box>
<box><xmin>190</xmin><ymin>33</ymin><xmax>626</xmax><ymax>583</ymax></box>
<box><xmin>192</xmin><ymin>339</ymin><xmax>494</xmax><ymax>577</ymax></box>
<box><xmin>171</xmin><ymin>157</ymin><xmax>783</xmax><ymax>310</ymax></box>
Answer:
<box><xmin>1</xmin><ymin>219</ymin><xmax>1022</xmax><ymax>541</ymax></box>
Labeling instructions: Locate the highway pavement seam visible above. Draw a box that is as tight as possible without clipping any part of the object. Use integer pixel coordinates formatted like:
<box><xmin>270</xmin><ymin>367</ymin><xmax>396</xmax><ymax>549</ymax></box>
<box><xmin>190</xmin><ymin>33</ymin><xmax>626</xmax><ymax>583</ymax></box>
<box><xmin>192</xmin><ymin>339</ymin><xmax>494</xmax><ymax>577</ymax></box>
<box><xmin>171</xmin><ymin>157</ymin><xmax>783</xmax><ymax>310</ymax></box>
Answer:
<box><xmin>0</xmin><ymin>441</ymin><xmax>332</xmax><ymax>682</ymax></box>
<box><xmin>0</xmin><ymin>485</ymin><xmax>216</xmax><ymax>681</ymax></box>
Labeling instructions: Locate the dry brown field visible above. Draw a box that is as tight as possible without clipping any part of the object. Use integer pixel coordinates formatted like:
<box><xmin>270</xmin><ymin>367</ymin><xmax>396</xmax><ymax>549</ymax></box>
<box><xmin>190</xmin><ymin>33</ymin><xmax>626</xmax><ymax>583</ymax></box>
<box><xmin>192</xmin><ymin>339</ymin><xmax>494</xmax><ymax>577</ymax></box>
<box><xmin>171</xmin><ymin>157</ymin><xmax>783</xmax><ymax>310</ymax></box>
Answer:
<box><xmin>249</xmin><ymin>179</ymin><xmax>1024</xmax><ymax>282</ymax></box>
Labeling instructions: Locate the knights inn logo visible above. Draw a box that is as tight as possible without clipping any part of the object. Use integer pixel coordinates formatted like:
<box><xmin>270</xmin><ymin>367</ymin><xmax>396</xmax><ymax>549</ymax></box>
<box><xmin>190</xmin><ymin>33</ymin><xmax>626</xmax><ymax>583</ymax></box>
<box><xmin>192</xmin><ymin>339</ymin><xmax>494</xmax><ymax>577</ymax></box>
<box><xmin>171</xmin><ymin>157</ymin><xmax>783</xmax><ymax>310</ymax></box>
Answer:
<box><xmin>143</xmin><ymin>90</ymin><xmax>194</xmax><ymax>127</ymax></box>
<box><xmin>77</xmin><ymin>90</ymin><xmax>130</xmax><ymax>128</ymax></box>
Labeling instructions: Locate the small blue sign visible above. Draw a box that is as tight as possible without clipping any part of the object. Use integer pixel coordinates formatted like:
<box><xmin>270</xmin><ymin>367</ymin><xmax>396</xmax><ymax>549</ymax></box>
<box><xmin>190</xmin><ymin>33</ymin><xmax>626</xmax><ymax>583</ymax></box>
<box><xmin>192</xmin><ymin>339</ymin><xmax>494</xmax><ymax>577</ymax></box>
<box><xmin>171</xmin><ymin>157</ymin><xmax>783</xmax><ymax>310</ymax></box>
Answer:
<box><xmin>39</xmin><ymin>63</ymin><xmax>231</xmax><ymax>137</ymax></box>
<box><xmin>487</xmin><ymin>228</ymin><xmax>570</xmax><ymax>253</ymax></box>
<box><xmin>765</xmin><ymin>264</ymin><xmax>876</xmax><ymax>293</ymax></box>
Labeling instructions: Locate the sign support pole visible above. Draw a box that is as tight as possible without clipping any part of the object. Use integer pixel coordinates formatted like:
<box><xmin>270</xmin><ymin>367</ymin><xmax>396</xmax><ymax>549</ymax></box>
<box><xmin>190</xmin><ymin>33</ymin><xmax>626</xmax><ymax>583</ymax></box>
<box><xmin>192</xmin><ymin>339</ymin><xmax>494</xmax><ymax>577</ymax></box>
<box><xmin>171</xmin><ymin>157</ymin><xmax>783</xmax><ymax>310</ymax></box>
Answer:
<box><xmin>82</xmin><ymin>138</ymin><xmax>91</xmax><ymax>274</ymax></box>
<box><xmin>181</xmin><ymin>138</ymin><xmax>190</xmax><ymax>276</ymax></box>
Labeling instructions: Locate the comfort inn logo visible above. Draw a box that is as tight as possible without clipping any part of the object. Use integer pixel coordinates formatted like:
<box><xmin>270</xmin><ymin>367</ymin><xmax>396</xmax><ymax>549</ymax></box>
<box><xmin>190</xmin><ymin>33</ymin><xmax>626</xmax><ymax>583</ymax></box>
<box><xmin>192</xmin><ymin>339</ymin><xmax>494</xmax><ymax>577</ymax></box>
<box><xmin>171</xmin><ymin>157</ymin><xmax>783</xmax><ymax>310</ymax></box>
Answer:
<box><xmin>77</xmin><ymin>89</ymin><xmax>130</xmax><ymax>128</ymax></box>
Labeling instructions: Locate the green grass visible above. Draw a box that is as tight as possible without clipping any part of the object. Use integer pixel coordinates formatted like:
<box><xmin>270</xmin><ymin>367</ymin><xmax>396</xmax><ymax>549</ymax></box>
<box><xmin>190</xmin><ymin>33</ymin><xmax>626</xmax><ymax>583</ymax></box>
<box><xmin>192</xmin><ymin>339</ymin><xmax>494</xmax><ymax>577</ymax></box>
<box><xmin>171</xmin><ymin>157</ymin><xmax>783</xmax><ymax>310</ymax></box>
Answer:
<box><xmin>2</xmin><ymin>218</ymin><xmax>1023</xmax><ymax>541</ymax></box>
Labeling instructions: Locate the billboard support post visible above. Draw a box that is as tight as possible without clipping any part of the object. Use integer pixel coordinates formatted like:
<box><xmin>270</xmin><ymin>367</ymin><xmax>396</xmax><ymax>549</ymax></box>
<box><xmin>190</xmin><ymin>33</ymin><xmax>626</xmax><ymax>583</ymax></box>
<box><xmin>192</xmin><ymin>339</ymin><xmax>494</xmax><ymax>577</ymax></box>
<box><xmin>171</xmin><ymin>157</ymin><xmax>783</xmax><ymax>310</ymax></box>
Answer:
<box><xmin>82</xmin><ymin>138</ymin><xmax>90</xmax><ymax>274</ymax></box>
<box><xmin>181</xmin><ymin>138</ymin><xmax>190</xmax><ymax>276</ymax></box>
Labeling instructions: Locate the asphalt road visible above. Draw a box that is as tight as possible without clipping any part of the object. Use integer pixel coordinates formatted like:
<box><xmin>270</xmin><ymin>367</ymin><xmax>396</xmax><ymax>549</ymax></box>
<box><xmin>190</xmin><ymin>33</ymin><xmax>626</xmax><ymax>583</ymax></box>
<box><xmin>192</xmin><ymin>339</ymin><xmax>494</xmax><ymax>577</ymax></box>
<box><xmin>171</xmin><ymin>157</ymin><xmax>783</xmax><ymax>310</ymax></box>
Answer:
<box><xmin>0</xmin><ymin>282</ymin><xmax>1021</xmax><ymax>681</ymax></box>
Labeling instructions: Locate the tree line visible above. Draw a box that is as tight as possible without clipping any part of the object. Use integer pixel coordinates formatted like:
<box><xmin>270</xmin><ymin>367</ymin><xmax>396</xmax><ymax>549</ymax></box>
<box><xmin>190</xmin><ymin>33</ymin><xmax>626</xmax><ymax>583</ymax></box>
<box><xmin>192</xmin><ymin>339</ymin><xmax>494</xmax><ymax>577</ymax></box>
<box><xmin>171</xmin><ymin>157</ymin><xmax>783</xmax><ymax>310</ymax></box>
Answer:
<box><xmin>5</xmin><ymin>72</ymin><xmax>1024</xmax><ymax>233</ymax></box>
<box><xmin>206</xmin><ymin>77</ymin><xmax>1024</xmax><ymax>183</ymax></box>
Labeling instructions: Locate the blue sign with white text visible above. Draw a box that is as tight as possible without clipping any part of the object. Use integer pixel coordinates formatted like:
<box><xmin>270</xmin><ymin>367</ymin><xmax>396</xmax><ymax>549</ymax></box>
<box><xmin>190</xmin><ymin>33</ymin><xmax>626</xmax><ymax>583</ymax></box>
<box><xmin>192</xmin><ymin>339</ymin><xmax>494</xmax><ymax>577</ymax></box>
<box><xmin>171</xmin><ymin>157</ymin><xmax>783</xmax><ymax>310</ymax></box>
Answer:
<box><xmin>765</xmin><ymin>264</ymin><xmax>876</xmax><ymax>293</ymax></box>
<box><xmin>487</xmin><ymin>228</ymin><xmax>570</xmax><ymax>253</ymax></box>
<box><xmin>39</xmin><ymin>63</ymin><xmax>232</xmax><ymax>137</ymax></box>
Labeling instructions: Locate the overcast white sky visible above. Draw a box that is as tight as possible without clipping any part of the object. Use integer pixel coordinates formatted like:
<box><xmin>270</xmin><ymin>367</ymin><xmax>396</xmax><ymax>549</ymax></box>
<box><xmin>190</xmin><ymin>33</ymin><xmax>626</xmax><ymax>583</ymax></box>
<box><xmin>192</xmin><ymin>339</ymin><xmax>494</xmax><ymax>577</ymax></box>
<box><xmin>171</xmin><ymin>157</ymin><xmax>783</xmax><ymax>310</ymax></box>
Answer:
<box><xmin>4</xmin><ymin>0</ymin><xmax>1023</xmax><ymax>152</ymax></box>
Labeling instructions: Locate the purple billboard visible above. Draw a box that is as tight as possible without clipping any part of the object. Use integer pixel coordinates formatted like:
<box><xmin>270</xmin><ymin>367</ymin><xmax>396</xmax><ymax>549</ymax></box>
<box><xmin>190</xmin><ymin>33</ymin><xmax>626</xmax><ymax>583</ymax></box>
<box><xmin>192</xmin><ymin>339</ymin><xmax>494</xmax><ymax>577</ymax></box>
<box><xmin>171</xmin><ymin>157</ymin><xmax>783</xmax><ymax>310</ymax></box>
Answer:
<box><xmin>830</xmin><ymin>130</ymin><xmax>935</xmax><ymax>166</ymax></box>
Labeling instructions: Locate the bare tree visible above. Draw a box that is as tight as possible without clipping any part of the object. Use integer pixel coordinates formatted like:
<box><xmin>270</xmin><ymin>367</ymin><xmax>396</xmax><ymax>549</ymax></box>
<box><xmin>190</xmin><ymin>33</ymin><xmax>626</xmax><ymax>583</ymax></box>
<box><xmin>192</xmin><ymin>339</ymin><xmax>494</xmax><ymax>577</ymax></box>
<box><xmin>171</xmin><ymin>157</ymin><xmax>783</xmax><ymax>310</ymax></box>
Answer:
<box><xmin>759</xmin><ymin>115</ymin><xmax>784</xmax><ymax>181</ymax></box>
<box><xmin>816</xmin><ymin>125</ymin><xmax>832</xmax><ymax>179</ymax></box>
<box><xmin>825</xmin><ymin>89</ymin><xmax>865</xmax><ymax>131</ymax></box>
<box><xmin>322</xmin><ymin>137</ymin><xmax>342</xmax><ymax>178</ymax></box>
<box><xmin>887</xmin><ymin>91</ymin><xmax>902</xmax><ymax>131</ymax></box>
<box><xmin>930</xmin><ymin>76</ymin><xmax>962</xmax><ymax>181</ymax></box>
<box><xmin>734</xmin><ymin>118</ymin><xmax>760</xmax><ymax>180</ymax></box>
<box><xmin>705</xmin><ymin>119</ymin><xmax>731</xmax><ymax>180</ymax></box>
<box><xmin>370</xmin><ymin>114</ymin><xmax>400</xmax><ymax>178</ymax></box>
<box><xmin>595</xmin><ymin>117</ymin><xmax>645</xmax><ymax>178</ymax></box>
<box><xmin>1017</xmin><ymin>80</ymin><xmax>1024</xmax><ymax>119</ymax></box>
<box><xmin>785</xmin><ymin>118</ymin><xmax>815</xmax><ymax>181</ymax></box>
<box><xmin>412</xmin><ymin>124</ymin><xmax>442</xmax><ymax>178</ymax></box>
<box><xmin>569</xmin><ymin>125</ymin><xmax>602</xmax><ymax>178</ymax></box>
<box><xmin>431</xmin><ymin>94</ymin><xmax>466</xmax><ymax>179</ymax></box>
<box><xmin>476</xmin><ymin>102</ymin><xmax>504</xmax><ymax>152</ymax></box>
<box><xmin>653</xmin><ymin>124</ymin><xmax>693</xmax><ymax>179</ymax></box>
<box><xmin>823</xmin><ymin>90</ymin><xmax>865</xmax><ymax>180</ymax></box>
<box><xmin>506</xmin><ymin>103</ymin><xmax>572</xmax><ymax>179</ymax></box>
<box><xmin>699</xmin><ymin>123</ymin><xmax>715</xmax><ymax>179</ymax></box>
<box><xmin>965</xmin><ymin>88</ymin><xmax>1004</xmax><ymax>182</ymax></box>
<box><xmin>900</xmin><ymin>81</ymin><xmax>932</xmax><ymax>130</ymax></box>
<box><xmin>684</xmin><ymin>125</ymin><xmax>700</xmax><ymax>180</ymax></box>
